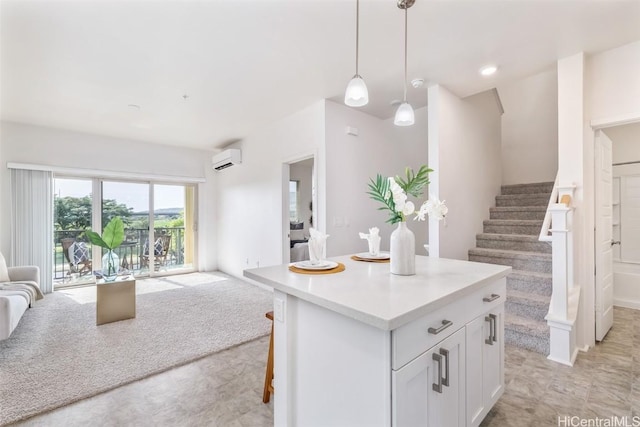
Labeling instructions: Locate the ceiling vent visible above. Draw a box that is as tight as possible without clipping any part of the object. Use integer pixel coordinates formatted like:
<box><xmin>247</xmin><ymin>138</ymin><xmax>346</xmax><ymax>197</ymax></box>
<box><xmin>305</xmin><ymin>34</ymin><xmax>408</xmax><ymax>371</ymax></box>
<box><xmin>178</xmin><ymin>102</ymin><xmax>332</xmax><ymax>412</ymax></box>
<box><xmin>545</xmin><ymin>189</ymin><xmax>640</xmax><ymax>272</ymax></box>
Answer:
<box><xmin>212</xmin><ymin>149</ymin><xmax>242</xmax><ymax>171</ymax></box>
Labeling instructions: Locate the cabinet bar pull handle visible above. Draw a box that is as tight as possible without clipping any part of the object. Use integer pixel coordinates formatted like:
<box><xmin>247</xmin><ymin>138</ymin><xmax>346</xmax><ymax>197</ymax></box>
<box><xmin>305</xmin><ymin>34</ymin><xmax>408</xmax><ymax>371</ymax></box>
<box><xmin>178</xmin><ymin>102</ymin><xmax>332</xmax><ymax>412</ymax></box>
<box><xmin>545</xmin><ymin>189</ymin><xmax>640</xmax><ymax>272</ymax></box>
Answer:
<box><xmin>432</xmin><ymin>353</ymin><xmax>443</xmax><ymax>393</ymax></box>
<box><xmin>490</xmin><ymin>313</ymin><xmax>498</xmax><ymax>343</ymax></box>
<box><xmin>428</xmin><ymin>319</ymin><xmax>453</xmax><ymax>335</ymax></box>
<box><xmin>483</xmin><ymin>293</ymin><xmax>500</xmax><ymax>302</ymax></box>
<box><xmin>439</xmin><ymin>348</ymin><xmax>450</xmax><ymax>387</ymax></box>
<box><xmin>485</xmin><ymin>315</ymin><xmax>494</xmax><ymax>345</ymax></box>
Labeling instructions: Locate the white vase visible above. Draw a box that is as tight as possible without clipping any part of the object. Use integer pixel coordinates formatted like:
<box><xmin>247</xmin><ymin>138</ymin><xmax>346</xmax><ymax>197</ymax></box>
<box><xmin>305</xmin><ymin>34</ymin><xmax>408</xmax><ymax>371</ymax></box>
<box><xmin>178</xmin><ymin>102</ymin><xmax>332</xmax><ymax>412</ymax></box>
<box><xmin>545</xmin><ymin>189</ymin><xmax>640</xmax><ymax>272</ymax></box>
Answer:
<box><xmin>390</xmin><ymin>221</ymin><xmax>415</xmax><ymax>276</ymax></box>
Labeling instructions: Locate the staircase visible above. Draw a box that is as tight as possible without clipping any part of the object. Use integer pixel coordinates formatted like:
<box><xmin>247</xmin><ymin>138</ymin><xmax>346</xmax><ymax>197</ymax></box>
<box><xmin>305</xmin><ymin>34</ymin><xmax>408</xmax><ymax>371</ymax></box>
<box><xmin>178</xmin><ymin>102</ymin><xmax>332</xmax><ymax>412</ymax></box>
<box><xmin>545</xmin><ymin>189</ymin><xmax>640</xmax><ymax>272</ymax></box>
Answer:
<box><xmin>468</xmin><ymin>182</ymin><xmax>554</xmax><ymax>354</ymax></box>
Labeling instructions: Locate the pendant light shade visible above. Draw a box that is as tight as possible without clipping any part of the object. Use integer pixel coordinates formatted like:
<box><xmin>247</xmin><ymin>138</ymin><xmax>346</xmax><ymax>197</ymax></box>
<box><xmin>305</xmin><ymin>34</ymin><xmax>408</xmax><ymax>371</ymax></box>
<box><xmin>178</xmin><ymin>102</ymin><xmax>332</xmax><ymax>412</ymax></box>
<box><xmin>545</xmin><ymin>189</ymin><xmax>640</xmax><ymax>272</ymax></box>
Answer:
<box><xmin>394</xmin><ymin>101</ymin><xmax>415</xmax><ymax>126</ymax></box>
<box><xmin>345</xmin><ymin>75</ymin><xmax>369</xmax><ymax>107</ymax></box>
<box><xmin>344</xmin><ymin>0</ymin><xmax>369</xmax><ymax>107</ymax></box>
<box><xmin>395</xmin><ymin>0</ymin><xmax>415</xmax><ymax>127</ymax></box>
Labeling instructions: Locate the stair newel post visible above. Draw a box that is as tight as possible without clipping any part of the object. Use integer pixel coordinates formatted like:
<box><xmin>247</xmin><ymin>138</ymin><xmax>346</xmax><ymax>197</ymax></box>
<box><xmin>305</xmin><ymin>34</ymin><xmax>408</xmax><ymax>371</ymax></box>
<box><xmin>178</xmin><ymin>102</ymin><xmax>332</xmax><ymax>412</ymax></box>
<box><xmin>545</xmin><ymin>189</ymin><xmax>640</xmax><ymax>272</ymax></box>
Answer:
<box><xmin>548</xmin><ymin>203</ymin><xmax>571</xmax><ymax>320</ymax></box>
<box><xmin>546</xmin><ymin>187</ymin><xmax>579</xmax><ymax>366</ymax></box>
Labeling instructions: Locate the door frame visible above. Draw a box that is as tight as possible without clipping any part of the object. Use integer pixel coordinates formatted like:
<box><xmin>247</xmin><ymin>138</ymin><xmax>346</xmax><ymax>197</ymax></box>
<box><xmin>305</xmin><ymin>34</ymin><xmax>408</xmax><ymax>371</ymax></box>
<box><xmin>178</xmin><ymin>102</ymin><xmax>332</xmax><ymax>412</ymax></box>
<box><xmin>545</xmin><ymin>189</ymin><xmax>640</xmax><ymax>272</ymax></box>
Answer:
<box><xmin>588</xmin><ymin>112</ymin><xmax>640</xmax><ymax>347</ymax></box>
<box><xmin>282</xmin><ymin>151</ymin><xmax>317</xmax><ymax>264</ymax></box>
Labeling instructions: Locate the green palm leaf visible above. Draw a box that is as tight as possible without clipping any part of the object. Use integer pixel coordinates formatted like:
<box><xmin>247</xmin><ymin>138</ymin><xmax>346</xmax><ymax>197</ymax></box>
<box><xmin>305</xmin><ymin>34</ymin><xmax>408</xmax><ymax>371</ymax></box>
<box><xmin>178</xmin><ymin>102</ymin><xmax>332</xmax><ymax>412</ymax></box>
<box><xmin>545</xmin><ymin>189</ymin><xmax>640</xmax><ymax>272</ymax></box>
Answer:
<box><xmin>86</xmin><ymin>217</ymin><xmax>125</xmax><ymax>250</ymax></box>
<box><xmin>366</xmin><ymin>166</ymin><xmax>433</xmax><ymax>225</ymax></box>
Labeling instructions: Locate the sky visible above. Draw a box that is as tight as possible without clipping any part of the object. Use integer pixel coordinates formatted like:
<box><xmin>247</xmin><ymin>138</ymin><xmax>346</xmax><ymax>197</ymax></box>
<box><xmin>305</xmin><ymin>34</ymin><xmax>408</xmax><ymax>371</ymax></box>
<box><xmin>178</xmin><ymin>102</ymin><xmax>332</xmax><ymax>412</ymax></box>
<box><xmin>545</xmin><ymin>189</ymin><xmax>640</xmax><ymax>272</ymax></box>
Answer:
<box><xmin>54</xmin><ymin>178</ymin><xmax>185</xmax><ymax>212</ymax></box>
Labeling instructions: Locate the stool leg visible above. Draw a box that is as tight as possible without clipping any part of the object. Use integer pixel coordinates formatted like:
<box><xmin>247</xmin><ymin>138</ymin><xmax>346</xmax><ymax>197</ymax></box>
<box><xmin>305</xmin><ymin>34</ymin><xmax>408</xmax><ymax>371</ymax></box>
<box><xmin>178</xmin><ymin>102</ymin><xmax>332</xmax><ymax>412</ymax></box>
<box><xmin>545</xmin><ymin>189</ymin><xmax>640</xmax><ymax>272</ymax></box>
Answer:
<box><xmin>263</xmin><ymin>321</ymin><xmax>275</xmax><ymax>403</ymax></box>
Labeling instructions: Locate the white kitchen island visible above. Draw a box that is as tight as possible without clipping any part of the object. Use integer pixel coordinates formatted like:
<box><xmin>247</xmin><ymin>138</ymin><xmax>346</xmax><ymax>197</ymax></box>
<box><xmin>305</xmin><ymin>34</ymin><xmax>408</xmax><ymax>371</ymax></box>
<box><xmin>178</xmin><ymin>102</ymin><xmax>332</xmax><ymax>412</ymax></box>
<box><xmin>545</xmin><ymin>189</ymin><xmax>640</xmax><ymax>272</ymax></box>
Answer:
<box><xmin>244</xmin><ymin>255</ymin><xmax>511</xmax><ymax>427</ymax></box>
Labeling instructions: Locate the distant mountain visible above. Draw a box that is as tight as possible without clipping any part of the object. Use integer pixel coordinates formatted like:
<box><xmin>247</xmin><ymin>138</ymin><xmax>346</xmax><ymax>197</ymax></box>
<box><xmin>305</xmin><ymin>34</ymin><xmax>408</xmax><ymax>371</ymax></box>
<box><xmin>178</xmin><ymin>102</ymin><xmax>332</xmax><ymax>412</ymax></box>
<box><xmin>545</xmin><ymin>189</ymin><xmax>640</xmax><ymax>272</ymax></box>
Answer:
<box><xmin>132</xmin><ymin>207</ymin><xmax>183</xmax><ymax>216</ymax></box>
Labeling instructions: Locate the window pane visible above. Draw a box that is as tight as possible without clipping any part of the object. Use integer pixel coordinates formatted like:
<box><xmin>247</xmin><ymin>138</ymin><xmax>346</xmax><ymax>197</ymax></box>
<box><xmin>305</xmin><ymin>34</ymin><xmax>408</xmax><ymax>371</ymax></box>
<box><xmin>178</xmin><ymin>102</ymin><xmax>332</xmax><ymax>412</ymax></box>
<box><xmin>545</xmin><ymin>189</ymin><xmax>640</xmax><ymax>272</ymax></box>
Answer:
<box><xmin>102</xmin><ymin>181</ymin><xmax>148</xmax><ymax>275</ymax></box>
<box><xmin>153</xmin><ymin>184</ymin><xmax>194</xmax><ymax>272</ymax></box>
<box><xmin>290</xmin><ymin>181</ymin><xmax>298</xmax><ymax>222</ymax></box>
<box><xmin>53</xmin><ymin>178</ymin><xmax>93</xmax><ymax>285</ymax></box>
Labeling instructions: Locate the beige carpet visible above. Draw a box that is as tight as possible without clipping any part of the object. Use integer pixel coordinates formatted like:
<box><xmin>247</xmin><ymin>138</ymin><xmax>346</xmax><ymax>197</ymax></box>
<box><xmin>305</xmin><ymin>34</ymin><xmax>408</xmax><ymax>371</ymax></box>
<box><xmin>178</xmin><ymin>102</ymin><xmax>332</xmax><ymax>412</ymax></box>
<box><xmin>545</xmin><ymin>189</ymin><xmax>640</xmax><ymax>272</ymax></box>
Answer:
<box><xmin>0</xmin><ymin>272</ymin><xmax>273</xmax><ymax>426</ymax></box>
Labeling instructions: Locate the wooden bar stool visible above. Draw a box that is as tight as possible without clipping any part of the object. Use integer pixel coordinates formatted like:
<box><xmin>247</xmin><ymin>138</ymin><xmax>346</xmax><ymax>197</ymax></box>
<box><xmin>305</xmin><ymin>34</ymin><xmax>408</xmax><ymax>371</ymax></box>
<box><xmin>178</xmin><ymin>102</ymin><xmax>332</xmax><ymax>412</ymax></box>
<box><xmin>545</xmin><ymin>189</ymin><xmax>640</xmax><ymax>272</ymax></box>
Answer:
<box><xmin>263</xmin><ymin>311</ymin><xmax>275</xmax><ymax>403</ymax></box>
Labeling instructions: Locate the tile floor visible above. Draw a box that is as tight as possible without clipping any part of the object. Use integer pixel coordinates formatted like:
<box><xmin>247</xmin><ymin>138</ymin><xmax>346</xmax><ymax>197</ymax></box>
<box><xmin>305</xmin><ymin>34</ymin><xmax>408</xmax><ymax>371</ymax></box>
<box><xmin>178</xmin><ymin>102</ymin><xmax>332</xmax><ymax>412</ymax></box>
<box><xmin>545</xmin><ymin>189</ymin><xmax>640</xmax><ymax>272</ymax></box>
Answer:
<box><xmin>9</xmin><ymin>307</ymin><xmax>639</xmax><ymax>427</ymax></box>
<box><xmin>481</xmin><ymin>306</ymin><xmax>640</xmax><ymax>427</ymax></box>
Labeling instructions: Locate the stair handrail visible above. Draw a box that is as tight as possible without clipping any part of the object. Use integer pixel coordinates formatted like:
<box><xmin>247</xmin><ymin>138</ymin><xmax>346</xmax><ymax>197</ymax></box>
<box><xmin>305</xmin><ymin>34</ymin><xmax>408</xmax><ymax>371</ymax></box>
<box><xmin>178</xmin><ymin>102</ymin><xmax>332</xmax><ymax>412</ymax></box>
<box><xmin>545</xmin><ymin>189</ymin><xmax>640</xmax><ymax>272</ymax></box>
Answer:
<box><xmin>538</xmin><ymin>174</ymin><xmax>559</xmax><ymax>242</ymax></box>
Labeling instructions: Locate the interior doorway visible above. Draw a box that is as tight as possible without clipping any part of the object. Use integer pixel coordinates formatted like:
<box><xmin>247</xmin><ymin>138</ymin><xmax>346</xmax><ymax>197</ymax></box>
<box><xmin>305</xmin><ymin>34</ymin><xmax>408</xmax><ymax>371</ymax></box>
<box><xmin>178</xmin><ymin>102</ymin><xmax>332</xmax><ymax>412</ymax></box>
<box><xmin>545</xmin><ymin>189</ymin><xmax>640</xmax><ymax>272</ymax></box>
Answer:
<box><xmin>600</xmin><ymin>122</ymin><xmax>640</xmax><ymax>313</ymax></box>
<box><xmin>283</xmin><ymin>156</ymin><xmax>315</xmax><ymax>264</ymax></box>
<box><xmin>592</xmin><ymin>118</ymin><xmax>640</xmax><ymax>341</ymax></box>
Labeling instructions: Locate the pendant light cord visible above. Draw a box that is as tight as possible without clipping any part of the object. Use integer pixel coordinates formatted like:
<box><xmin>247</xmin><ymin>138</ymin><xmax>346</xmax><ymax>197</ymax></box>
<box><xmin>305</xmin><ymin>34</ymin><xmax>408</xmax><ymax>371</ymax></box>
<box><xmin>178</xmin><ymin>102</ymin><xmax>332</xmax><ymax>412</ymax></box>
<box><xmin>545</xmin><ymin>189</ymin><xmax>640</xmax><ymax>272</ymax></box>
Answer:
<box><xmin>355</xmin><ymin>0</ymin><xmax>360</xmax><ymax>76</ymax></box>
<box><xmin>403</xmin><ymin>6</ymin><xmax>408</xmax><ymax>101</ymax></box>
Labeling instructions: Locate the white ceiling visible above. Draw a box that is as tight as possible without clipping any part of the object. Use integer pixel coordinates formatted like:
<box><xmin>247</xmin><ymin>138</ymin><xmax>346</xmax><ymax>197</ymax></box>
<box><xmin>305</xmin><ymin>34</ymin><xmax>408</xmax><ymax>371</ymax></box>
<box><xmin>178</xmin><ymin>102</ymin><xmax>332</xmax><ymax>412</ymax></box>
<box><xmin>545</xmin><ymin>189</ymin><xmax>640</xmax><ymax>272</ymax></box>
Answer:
<box><xmin>2</xmin><ymin>0</ymin><xmax>640</xmax><ymax>150</ymax></box>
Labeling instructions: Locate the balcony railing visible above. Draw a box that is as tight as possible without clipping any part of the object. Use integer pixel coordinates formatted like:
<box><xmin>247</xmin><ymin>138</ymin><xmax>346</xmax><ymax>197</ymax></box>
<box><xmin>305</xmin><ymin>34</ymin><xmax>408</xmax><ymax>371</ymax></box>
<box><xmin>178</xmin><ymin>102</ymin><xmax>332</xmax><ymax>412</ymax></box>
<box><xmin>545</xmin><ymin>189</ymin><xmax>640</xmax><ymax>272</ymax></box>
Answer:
<box><xmin>54</xmin><ymin>227</ymin><xmax>186</xmax><ymax>282</ymax></box>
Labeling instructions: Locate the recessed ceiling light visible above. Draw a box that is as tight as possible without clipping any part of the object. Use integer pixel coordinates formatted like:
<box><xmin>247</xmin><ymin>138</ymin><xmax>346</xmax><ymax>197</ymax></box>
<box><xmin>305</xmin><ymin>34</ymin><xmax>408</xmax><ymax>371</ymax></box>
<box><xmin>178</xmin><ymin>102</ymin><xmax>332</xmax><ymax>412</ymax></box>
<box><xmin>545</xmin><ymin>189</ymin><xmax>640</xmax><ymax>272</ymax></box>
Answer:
<box><xmin>479</xmin><ymin>65</ymin><xmax>498</xmax><ymax>76</ymax></box>
<box><xmin>127</xmin><ymin>104</ymin><xmax>141</xmax><ymax>110</ymax></box>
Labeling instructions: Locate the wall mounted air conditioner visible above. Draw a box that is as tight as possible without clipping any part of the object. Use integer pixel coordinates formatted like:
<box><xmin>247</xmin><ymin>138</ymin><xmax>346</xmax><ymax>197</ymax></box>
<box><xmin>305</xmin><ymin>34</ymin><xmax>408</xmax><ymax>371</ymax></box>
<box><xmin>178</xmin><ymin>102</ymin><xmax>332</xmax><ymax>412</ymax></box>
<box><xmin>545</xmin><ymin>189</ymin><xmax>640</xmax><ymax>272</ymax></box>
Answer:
<box><xmin>212</xmin><ymin>148</ymin><xmax>241</xmax><ymax>171</ymax></box>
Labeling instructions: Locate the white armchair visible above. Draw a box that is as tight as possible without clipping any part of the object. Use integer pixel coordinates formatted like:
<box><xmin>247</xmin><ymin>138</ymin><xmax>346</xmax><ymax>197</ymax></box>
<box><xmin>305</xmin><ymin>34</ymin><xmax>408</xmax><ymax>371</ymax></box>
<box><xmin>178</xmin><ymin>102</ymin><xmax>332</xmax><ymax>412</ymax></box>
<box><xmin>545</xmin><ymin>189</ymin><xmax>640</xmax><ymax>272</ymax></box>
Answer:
<box><xmin>0</xmin><ymin>265</ymin><xmax>42</xmax><ymax>340</ymax></box>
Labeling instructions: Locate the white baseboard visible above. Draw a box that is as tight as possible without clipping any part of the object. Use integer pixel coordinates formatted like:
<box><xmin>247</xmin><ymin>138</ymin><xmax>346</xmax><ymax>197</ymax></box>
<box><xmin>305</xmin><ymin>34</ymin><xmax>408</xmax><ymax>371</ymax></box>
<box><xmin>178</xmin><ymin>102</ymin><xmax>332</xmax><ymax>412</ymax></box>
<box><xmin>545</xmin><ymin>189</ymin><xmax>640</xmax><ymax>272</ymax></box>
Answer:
<box><xmin>614</xmin><ymin>298</ymin><xmax>640</xmax><ymax>310</ymax></box>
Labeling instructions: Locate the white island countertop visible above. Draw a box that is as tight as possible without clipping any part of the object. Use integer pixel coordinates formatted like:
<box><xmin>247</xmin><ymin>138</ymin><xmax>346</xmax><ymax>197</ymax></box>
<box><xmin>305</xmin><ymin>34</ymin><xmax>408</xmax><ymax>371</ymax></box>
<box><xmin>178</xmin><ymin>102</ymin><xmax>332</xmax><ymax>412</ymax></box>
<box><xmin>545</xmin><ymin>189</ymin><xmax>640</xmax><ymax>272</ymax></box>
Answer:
<box><xmin>244</xmin><ymin>255</ymin><xmax>511</xmax><ymax>331</ymax></box>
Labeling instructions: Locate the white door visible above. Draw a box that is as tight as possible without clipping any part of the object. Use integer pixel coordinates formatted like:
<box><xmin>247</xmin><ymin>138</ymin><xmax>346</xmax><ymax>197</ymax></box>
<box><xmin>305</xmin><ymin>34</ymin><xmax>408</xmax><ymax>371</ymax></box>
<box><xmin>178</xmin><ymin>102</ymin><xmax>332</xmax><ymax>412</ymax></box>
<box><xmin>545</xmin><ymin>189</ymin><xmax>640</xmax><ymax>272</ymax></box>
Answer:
<box><xmin>595</xmin><ymin>130</ymin><xmax>614</xmax><ymax>341</ymax></box>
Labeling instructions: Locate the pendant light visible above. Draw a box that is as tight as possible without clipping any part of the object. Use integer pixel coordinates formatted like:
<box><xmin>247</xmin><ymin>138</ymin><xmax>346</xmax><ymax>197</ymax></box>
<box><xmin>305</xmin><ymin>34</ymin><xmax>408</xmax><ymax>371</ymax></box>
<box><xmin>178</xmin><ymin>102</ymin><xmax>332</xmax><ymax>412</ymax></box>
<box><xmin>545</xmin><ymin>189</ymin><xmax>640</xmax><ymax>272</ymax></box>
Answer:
<box><xmin>394</xmin><ymin>0</ymin><xmax>415</xmax><ymax>126</ymax></box>
<box><xmin>344</xmin><ymin>0</ymin><xmax>369</xmax><ymax>107</ymax></box>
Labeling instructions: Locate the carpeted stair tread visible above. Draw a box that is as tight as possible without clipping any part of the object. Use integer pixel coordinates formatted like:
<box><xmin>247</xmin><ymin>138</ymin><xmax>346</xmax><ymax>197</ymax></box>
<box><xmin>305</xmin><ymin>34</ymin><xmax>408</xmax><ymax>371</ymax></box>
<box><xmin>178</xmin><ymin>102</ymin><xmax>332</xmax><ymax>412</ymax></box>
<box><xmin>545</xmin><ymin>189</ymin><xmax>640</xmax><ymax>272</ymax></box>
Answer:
<box><xmin>500</xmin><ymin>182</ymin><xmax>555</xmax><ymax>195</ymax></box>
<box><xmin>495</xmin><ymin>193</ymin><xmax>550</xmax><ymax>207</ymax></box>
<box><xmin>483</xmin><ymin>219</ymin><xmax>544</xmax><ymax>235</ymax></box>
<box><xmin>509</xmin><ymin>269</ymin><xmax>552</xmax><ymax>281</ymax></box>
<box><xmin>504</xmin><ymin>314</ymin><xmax>550</xmax><ymax>354</ymax></box>
<box><xmin>490</xmin><ymin>206</ymin><xmax>547</xmax><ymax>220</ymax></box>
<box><xmin>505</xmin><ymin>289</ymin><xmax>550</xmax><ymax>321</ymax></box>
<box><xmin>483</xmin><ymin>219</ymin><xmax>543</xmax><ymax>226</ymax></box>
<box><xmin>507</xmin><ymin>270</ymin><xmax>552</xmax><ymax>296</ymax></box>
<box><xmin>507</xmin><ymin>289</ymin><xmax>551</xmax><ymax>308</ymax></box>
<box><xmin>476</xmin><ymin>233</ymin><xmax>552</xmax><ymax>253</ymax></box>
<box><xmin>504</xmin><ymin>313</ymin><xmax>549</xmax><ymax>338</ymax></box>
<box><xmin>490</xmin><ymin>207</ymin><xmax>547</xmax><ymax>212</ymax></box>
<box><xmin>468</xmin><ymin>247</ymin><xmax>551</xmax><ymax>261</ymax></box>
<box><xmin>476</xmin><ymin>233</ymin><xmax>543</xmax><ymax>242</ymax></box>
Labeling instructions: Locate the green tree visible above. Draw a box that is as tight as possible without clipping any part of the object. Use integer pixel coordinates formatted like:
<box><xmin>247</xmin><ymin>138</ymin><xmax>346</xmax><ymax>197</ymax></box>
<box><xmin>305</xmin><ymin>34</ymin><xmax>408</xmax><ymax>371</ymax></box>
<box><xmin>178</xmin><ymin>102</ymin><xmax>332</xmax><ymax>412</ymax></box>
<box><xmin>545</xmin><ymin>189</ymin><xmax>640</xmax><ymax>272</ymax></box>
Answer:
<box><xmin>54</xmin><ymin>196</ymin><xmax>132</xmax><ymax>230</ymax></box>
<box><xmin>101</xmin><ymin>199</ymin><xmax>133</xmax><ymax>228</ymax></box>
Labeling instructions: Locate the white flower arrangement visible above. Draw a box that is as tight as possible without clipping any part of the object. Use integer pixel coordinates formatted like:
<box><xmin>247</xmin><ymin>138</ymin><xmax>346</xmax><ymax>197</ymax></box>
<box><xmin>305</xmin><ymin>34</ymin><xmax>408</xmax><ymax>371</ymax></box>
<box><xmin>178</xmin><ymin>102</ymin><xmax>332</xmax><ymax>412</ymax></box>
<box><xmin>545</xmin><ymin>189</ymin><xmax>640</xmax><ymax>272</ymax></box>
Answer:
<box><xmin>368</xmin><ymin>165</ymin><xmax>448</xmax><ymax>224</ymax></box>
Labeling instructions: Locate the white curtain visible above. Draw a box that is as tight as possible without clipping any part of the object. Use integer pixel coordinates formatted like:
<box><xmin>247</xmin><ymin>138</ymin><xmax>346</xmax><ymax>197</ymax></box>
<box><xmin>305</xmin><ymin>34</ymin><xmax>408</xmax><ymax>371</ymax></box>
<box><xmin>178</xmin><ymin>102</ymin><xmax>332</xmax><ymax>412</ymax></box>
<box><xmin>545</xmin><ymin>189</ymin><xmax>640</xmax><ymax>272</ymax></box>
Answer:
<box><xmin>10</xmin><ymin>169</ymin><xmax>54</xmax><ymax>293</ymax></box>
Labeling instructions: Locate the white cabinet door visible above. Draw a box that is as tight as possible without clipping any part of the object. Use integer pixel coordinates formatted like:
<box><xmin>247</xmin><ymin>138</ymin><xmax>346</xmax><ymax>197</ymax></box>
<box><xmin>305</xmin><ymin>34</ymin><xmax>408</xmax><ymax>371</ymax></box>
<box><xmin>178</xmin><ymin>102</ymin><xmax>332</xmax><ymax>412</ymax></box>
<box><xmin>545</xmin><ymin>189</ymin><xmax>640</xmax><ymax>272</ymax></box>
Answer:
<box><xmin>392</xmin><ymin>328</ymin><xmax>466</xmax><ymax>427</ymax></box>
<box><xmin>466</xmin><ymin>305</ymin><xmax>505</xmax><ymax>427</ymax></box>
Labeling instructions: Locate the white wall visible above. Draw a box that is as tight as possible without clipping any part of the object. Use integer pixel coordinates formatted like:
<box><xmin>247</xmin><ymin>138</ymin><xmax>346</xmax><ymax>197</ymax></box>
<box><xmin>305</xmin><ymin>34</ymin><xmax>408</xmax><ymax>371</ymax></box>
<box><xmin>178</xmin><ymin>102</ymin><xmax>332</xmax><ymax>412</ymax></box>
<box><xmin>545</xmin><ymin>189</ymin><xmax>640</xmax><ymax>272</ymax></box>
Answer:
<box><xmin>586</xmin><ymin>40</ymin><xmax>640</xmax><ymax>121</ymax></box>
<box><xmin>215</xmin><ymin>101</ymin><xmax>326</xmax><ymax>279</ymax></box>
<box><xmin>563</xmin><ymin>40</ymin><xmax>640</xmax><ymax>348</ymax></box>
<box><xmin>556</xmin><ymin>53</ymin><xmax>591</xmax><ymax>348</ymax></box>
<box><xmin>498</xmin><ymin>69</ymin><xmax>558</xmax><ymax>185</ymax></box>
<box><xmin>427</xmin><ymin>86</ymin><xmax>502</xmax><ymax>260</ymax></box>
<box><xmin>324</xmin><ymin>101</ymin><xmax>428</xmax><ymax>257</ymax></box>
<box><xmin>0</xmin><ymin>121</ymin><xmax>218</xmax><ymax>270</ymax></box>
<box><xmin>290</xmin><ymin>160</ymin><xmax>313</xmax><ymax>236</ymax></box>
<box><xmin>605</xmin><ymin>122</ymin><xmax>640</xmax><ymax>164</ymax></box>
<box><xmin>612</xmin><ymin>263</ymin><xmax>640</xmax><ymax>310</ymax></box>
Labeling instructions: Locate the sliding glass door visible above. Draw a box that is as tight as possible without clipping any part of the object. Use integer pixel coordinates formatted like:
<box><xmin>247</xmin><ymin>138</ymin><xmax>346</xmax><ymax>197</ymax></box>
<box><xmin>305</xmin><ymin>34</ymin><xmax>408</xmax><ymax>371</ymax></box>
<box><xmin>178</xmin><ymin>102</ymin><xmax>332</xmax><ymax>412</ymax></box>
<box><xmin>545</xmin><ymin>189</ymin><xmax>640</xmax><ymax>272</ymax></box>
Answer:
<box><xmin>152</xmin><ymin>184</ymin><xmax>196</xmax><ymax>272</ymax></box>
<box><xmin>53</xmin><ymin>177</ymin><xmax>196</xmax><ymax>287</ymax></box>
<box><xmin>102</xmin><ymin>181</ymin><xmax>149</xmax><ymax>276</ymax></box>
<box><xmin>54</xmin><ymin>178</ymin><xmax>94</xmax><ymax>285</ymax></box>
